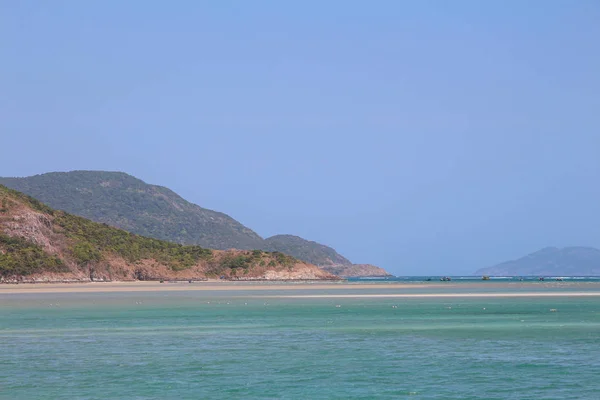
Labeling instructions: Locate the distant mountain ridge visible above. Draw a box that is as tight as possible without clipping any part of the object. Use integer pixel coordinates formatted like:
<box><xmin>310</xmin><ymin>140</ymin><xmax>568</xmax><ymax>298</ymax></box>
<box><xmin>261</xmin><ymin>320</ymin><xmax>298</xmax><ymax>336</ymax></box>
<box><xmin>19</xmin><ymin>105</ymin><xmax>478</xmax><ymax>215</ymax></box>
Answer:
<box><xmin>0</xmin><ymin>171</ymin><xmax>392</xmax><ymax>277</ymax></box>
<box><xmin>475</xmin><ymin>247</ymin><xmax>600</xmax><ymax>276</ymax></box>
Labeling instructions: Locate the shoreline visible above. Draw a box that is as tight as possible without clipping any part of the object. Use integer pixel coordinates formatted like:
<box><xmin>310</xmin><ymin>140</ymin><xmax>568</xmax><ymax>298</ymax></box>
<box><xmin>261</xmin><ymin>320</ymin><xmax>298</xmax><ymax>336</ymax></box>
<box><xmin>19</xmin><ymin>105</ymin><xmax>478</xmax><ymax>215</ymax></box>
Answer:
<box><xmin>2</xmin><ymin>280</ymin><xmax>600</xmax><ymax>296</ymax></box>
<box><xmin>0</xmin><ymin>281</ymin><xmax>439</xmax><ymax>294</ymax></box>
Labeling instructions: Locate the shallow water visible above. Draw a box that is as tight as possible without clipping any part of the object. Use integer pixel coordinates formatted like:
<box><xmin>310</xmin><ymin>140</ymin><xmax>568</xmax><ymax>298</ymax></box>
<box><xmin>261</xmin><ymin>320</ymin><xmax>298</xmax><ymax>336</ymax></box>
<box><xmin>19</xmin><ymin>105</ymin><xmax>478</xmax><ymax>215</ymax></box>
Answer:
<box><xmin>1</xmin><ymin>285</ymin><xmax>599</xmax><ymax>399</ymax></box>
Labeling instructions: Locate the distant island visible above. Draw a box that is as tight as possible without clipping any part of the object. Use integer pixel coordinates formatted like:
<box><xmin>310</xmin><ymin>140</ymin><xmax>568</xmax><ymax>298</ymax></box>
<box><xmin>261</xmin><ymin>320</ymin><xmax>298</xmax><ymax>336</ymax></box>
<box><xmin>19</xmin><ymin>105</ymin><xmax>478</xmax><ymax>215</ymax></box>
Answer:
<box><xmin>0</xmin><ymin>171</ymin><xmax>392</xmax><ymax>277</ymax></box>
<box><xmin>475</xmin><ymin>247</ymin><xmax>600</xmax><ymax>276</ymax></box>
<box><xmin>0</xmin><ymin>185</ymin><xmax>337</xmax><ymax>282</ymax></box>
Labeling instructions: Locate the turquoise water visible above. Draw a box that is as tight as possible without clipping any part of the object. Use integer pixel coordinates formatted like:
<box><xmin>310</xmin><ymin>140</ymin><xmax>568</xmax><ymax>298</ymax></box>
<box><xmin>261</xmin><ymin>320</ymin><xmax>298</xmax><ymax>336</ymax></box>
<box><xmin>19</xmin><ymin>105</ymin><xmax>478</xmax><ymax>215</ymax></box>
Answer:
<box><xmin>351</xmin><ymin>276</ymin><xmax>600</xmax><ymax>282</ymax></box>
<box><xmin>1</xmin><ymin>286</ymin><xmax>600</xmax><ymax>399</ymax></box>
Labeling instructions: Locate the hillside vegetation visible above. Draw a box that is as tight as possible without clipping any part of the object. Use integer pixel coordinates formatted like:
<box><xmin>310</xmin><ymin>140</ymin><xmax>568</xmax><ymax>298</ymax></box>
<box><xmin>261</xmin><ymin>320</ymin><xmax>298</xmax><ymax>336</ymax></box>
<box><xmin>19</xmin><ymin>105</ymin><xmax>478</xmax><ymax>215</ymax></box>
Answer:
<box><xmin>320</xmin><ymin>264</ymin><xmax>393</xmax><ymax>278</ymax></box>
<box><xmin>263</xmin><ymin>234</ymin><xmax>352</xmax><ymax>266</ymax></box>
<box><xmin>0</xmin><ymin>185</ymin><xmax>336</xmax><ymax>282</ymax></box>
<box><xmin>0</xmin><ymin>171</ymin><xmax>392</xmax><ymax>277</ymax></box>
<box><xmin>264</xmin><ymin>234</ymin><xmax>392</xmax><ymax>277</ymax></box>
<box><xmin>0</xmin><ymin>171</ymin><xmax>264</xmax><ymax>250</ymax></box>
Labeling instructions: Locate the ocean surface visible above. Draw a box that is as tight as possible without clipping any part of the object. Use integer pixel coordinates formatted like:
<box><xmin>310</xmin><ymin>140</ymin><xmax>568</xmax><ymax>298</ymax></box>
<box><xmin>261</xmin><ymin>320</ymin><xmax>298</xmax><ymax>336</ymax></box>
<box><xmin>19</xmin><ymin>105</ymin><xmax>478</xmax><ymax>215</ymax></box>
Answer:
<box><xmin>351</xmin><ymin>276</ymin><xmax>600</xmax><ymax>282</ymax></box>
<box><xmin>1</xmin><ymin>282</ymin><xmax>599</xmax><ymax>399</ymax></box>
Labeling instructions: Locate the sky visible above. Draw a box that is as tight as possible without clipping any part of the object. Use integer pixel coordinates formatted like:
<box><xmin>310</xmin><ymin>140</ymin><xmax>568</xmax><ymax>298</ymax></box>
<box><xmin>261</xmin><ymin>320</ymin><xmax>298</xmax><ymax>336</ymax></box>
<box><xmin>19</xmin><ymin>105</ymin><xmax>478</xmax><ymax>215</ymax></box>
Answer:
<box><xmin>1</xmin><ymin>1</ymin><xmax>599</xmax><ymax>275</ymax></box>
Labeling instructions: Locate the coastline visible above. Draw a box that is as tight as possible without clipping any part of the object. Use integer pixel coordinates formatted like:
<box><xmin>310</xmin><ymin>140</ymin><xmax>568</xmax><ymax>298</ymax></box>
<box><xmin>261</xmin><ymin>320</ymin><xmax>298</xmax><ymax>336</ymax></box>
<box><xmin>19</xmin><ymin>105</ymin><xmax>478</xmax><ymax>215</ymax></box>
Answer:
<box><xmin>0</xmin><ymin>281</ymin><xmax>434</xmax><ymax>294</ymax></box>
<box><xmin>2</xmin><ymin>280</ymin><xmax>600</xmax><ymax>296</ymax></box>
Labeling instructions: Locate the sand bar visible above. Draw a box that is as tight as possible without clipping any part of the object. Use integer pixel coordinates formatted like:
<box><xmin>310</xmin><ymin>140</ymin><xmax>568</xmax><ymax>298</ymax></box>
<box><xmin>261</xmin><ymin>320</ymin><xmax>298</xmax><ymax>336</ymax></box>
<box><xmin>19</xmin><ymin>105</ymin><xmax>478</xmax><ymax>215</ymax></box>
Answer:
<box><xmin>0</xmin><ymin>281</ymin><xmax>439</xmax><ymax>294</ymax></box>
<box><xmin>2</xmin><ymin>281</ymin><xmax>600</xmax><ymax>296</ymax></box>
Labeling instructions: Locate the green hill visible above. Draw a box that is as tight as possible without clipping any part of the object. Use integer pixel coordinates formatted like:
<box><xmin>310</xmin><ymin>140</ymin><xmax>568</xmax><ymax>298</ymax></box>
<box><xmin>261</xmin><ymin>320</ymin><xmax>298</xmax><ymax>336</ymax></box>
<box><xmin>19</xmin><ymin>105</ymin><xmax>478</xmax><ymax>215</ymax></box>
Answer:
<box><xmin>0</xmin><ymin>171</ymin><xmax>391</xmax><ymax>277</ymax></box>
<box><xmin>263</xmin><ymin>234</ymin><xmax>352</xmax><ymax>266</ymax></box>
<box><xmin>475</xmin><ymin>247</ymin><xmax>600</xmax><ymax>276</ymax></box>
<box><xmin>0</xmin><ymin>171</ymin><xmax>263</xmax><ymax>250</ymax></box>
<box><xmin>0</xmin><ymin>184</ymin><xmax>336</xmax><ymax>282</ymax></box>
<box><xmin>263</xmin><ymin>235</ymin><xmax>392</xmax><ymax>277</ymax></box>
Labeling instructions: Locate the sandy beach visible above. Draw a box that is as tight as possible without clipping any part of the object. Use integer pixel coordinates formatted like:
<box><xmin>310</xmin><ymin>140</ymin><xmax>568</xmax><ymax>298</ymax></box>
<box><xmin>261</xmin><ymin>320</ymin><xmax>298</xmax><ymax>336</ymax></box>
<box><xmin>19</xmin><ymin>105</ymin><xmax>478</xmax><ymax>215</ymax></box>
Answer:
<box><xmin>0</xmin><ymin>281</ymin><xmax>430</xmax><ymax>294</ymax></box>
<box><xmin>2</xmin><ymin>280</ymin><xmax>600</xmax><ymax>297</ymax></box>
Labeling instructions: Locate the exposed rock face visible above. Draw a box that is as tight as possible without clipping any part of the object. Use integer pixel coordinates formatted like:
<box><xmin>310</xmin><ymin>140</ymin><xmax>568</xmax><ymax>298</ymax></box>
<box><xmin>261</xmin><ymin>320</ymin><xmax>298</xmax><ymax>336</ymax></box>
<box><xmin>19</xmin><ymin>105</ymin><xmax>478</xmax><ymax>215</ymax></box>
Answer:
<box><xmin>319</xmin><ymin>264</ymin><xmax>393</xmax><ymax>278</ymax></box>
<box><xmin>0</xmin><ymin>185</ymin><xmax>338</xmax><ymax>283</ymax></box>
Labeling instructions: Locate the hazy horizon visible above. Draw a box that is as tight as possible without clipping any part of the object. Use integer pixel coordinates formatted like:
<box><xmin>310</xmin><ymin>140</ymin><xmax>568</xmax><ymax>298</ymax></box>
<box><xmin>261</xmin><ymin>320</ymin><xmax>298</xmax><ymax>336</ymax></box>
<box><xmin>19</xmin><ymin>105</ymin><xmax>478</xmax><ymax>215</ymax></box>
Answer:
<box><xmin>2</xmin><ymin>1</ymin><xmax>599</xmax><ymax>274</ymax></box>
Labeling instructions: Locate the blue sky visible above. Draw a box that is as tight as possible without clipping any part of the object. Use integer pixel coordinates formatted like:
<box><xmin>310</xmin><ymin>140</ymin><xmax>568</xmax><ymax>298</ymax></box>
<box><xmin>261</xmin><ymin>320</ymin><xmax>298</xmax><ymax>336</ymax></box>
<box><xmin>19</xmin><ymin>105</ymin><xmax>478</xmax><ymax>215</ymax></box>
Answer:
<box><xmin>1</xmin><ymin>1</ymin><xmax>599</xmax><ymax>275</ymax></box>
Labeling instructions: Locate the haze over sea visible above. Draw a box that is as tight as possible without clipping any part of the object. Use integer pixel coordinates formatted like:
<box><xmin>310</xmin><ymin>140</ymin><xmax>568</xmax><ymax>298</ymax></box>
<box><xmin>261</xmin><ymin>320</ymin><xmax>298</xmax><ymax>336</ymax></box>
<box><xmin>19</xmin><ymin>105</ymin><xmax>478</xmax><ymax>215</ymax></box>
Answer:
<box><xmin>2</xmin><ymin>281</ymin><xmax>599</xmax><ymax>399</ymax></box>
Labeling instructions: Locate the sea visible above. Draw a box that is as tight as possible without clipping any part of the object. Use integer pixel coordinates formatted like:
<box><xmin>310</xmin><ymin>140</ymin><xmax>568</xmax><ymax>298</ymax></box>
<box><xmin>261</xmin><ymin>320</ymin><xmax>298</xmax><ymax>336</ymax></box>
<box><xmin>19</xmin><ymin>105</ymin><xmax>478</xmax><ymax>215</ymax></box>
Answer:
<box><xmin>350</xmin><ymin>276</ymin><xmax>600</xmax><ymax>282</ymax></box>
<box><xmin>1</xmin><ymin>279</ymin><xmax>599</xmax><ymax>399</ymax></box>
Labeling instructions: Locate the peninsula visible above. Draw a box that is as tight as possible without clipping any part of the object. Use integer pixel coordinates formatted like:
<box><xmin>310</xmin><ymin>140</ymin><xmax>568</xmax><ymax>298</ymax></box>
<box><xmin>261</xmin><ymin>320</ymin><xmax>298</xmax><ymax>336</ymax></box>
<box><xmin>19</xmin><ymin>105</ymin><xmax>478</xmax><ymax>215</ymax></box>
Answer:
<box><xmin>0</xmin><ymin>185</ymin><xmax>337</xmax><ymax>283</ymax></box>
<box><xmin>0</xmin><ymin>171</ymin><xmax>392</xmax><ymax>277</ymax></box>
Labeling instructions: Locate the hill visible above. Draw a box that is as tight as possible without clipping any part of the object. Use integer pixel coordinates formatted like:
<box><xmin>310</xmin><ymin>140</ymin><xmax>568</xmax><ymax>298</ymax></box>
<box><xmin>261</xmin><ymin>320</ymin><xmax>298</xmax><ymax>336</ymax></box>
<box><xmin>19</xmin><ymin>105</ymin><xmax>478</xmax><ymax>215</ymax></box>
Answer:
<box><xmin>319</xmin><ymin>264</ymin><xmax>393</xmax><ymax>278</ymax></box>
<box><xmin>0</xmin><ymin>185</ymin><xmax>337</xmax><ymax>282</ymax></box>
<box><xmin>0</xmin><ymin>171</ymin><xmax>391</xmax><ymax>277</ymax></box>
<box><xmin>264</xmin><ymin>235</ymin><xmax>392</xmax><ymax>277</ymax></box>
<box><xmin>263</xmin><ymin>235</ymin><xmax>352</xmax><ymax>266</ymax></box>
<box><xmin>475</xmin><ymin>247</ymin><xmax>600</xmax><ymax>276</ymax></box>
<box><xmin>0</xmin><ymin>171</ymin><xmax>264</xmax><ymax>250</ymax></box>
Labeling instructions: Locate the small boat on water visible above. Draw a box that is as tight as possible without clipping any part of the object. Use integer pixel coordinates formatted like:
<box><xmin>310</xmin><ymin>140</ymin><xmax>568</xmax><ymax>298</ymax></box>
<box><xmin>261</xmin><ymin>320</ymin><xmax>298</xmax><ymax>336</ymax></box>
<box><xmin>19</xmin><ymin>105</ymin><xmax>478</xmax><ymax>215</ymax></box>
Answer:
<box><xmin>440</xmin><ymin>276</ymin><xmax>451</xmax><ymax>281</ymax></box>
